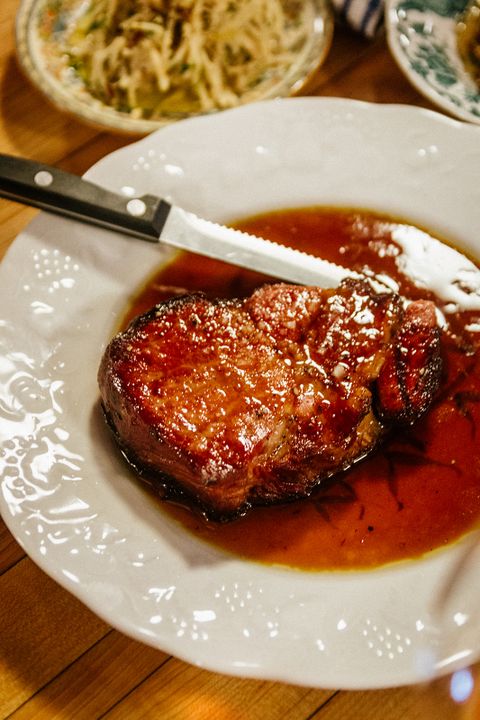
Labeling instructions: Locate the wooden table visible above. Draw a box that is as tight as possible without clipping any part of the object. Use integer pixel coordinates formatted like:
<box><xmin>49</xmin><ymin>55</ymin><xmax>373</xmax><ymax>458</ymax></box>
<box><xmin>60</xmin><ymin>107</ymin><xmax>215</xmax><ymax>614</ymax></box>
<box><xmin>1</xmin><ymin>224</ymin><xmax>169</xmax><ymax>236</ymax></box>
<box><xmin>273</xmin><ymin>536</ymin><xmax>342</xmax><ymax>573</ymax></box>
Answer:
<box><xmin>0</xmin><ymin>1</ymin><xmax>478</xmax><ymax>717</ymax></box>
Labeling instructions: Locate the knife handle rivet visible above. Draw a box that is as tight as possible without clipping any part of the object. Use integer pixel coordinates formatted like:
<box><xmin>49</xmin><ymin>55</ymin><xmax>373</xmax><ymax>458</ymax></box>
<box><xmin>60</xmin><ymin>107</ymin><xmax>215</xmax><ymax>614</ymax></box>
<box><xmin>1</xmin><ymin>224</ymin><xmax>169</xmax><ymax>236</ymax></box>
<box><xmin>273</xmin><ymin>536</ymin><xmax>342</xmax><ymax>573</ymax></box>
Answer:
<box><xmin>34</xmin><ymin>170</ymin><xmax>53</xmax><ymax>187</ymax></box>
<box><xmin>126</xmin><ymin>198</ymin><xmax>147</xmax><ymax>217</ymax></box>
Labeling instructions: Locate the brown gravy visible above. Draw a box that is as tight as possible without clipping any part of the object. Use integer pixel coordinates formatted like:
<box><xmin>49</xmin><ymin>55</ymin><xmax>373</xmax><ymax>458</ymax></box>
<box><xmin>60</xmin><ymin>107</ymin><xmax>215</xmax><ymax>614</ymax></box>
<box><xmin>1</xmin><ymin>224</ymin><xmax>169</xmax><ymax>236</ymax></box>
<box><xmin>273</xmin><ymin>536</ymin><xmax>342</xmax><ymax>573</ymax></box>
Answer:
<box><xmin>122</xmin><ymin>207</ymin><xmax>480</xmax><ymax>570</ymax></box>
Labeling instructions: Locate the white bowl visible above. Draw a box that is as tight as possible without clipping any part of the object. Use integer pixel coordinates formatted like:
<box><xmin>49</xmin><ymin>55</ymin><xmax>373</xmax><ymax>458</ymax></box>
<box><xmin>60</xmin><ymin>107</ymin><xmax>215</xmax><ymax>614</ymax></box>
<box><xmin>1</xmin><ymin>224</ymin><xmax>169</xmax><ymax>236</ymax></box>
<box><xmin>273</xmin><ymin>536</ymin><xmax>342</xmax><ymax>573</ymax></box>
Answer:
<box><xmin>1</xmin><ymin>98</ymin><xmax>480</xmax><ymax>689</ymax></box>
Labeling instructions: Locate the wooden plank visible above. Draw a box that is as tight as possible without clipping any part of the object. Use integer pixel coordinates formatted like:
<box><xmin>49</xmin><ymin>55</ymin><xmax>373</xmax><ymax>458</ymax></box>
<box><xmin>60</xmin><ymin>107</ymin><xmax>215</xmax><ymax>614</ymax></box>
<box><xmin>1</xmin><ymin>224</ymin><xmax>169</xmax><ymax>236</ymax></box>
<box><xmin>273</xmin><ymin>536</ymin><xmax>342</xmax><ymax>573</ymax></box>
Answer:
<box><xmin>304</xmin><ymin>26</ymin><xmax>375</xmax><ymax>95</ymax></box>
<box><xmin>0</xmin><ymin>0</ymin><xmax>18</xmax><ymax>56</ymax></box>
<box><xmin>101</xmin><ymin>658</ymin><xmax>336</xmax><ymax>720</ymax></box>
<box><xmin>0</xmin><ymin>559</ymin><xmax>109</xmax><ymax>717</ymax></box>
<box><xmin>315</xmin><ymin>40</ymin><xmax>436</xmax><ymax>110</ymax></box>
<box><xmin>0</xmin><ymin>63</ymin><xmax>98</xmax><ymax>161</ymax></box>
<box><xmin>0</xmin><ymin>519</ymin><xmax>24</xmax><ymax>574</ymax></box>
<box><xmin>309</xmin><ymin>672</ymin><xmax>480</xmax><ymax>720</ymax></box>
<box><xmin>7</xmin><ymin>632</ymin><xmax>169</xmax><ymax>720</ymax></box>
<box><xmin>56</xmin><ymin>133</ymin><xmax>133</xmax><ymax>175</ymax></box>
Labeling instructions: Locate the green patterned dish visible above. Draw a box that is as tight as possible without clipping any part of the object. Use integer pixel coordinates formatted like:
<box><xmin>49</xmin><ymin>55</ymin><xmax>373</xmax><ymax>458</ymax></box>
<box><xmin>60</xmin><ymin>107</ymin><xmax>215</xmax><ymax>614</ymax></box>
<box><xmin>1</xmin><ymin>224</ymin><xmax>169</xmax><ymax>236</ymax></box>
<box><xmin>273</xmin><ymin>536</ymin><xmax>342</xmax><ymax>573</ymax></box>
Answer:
<box><xmin>386</xmin><ymin>0</ymin><xmax>480</xmax><ymax>124</ymax></box>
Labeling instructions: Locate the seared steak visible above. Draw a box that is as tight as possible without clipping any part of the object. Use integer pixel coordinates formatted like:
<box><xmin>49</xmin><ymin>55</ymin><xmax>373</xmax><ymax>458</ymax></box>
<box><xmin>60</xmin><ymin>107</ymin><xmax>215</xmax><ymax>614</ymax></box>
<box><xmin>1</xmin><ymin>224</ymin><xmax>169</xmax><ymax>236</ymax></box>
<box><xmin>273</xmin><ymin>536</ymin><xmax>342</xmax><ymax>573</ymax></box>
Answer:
<box><xmin>98</xmin><ymin>279</ymin><xmax>441</xmax><ymax>518</ymax></box>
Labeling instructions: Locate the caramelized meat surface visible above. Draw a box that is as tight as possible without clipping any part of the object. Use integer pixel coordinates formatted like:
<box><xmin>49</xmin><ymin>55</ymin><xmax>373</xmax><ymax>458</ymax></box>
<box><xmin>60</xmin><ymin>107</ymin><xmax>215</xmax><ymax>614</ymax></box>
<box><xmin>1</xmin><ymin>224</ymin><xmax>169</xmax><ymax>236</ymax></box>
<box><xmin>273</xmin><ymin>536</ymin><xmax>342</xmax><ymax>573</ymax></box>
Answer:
<box><xmin>98</xmin><ymin>279</ymin><xmax>442</xmax><ymax>518</ymax></box>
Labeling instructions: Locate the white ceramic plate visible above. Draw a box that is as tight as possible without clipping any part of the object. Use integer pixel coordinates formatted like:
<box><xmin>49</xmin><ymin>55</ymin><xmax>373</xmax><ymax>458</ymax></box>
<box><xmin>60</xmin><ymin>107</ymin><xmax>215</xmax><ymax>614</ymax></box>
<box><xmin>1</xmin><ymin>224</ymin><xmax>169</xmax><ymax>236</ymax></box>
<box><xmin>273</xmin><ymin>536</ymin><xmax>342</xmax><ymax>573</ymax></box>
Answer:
<box><xmin>1</xmin><ymin>98</ymin><xmax>480</xmax><ymax>690</ymax></box>
<box><xmin>386</xmin><ymin>0</ymin><xmax>480</xmax><ymax>124</ymax></box>
<box><xmin>15</xmin><ymin>0</ymin><xmax>333</xmax><ymax>135</ymax></box>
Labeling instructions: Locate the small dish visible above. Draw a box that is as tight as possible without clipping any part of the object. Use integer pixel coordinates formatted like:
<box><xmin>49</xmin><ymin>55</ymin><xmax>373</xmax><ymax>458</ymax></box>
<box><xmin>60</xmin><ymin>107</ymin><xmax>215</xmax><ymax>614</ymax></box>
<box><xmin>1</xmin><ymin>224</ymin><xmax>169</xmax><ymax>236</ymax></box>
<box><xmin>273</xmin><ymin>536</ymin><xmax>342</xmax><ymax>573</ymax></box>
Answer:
<box><xmin>15</xmin><ymin>0</ymin><xmax>334</xmax><ymax>135</ymax></box>
<box><xmin>386</xmin><ymin>0</ymin><xmax>480</xmax><ymax>124</ymax></box>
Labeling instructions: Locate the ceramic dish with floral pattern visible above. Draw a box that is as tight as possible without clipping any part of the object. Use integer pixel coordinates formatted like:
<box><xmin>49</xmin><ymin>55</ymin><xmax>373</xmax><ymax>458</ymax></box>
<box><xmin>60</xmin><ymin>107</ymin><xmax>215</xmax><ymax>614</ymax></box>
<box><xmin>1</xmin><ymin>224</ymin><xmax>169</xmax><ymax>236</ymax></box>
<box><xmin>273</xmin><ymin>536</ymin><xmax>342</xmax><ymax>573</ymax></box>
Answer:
<box><xmin>386</xmin><ymin>0</ymin><xmax>480</xmax><ymax>124</ymax></box>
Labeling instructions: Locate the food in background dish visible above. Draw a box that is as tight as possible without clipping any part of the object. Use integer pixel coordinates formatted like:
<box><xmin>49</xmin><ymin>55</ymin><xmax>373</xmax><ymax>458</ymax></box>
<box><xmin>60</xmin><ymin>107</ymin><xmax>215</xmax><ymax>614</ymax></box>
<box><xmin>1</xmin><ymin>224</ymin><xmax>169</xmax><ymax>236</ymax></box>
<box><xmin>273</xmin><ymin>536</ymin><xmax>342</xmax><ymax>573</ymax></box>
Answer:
<box><xmin>40</xmin><ymin>0</ymin><xmax>312</xmax><ymax>117</ymax></box>
<box><xmin>457</xmin><ymin>0</ymin><xmax>480</xmax><ymax>88</ymax></box>
<box><xmin>98</xmin><ymin>276</ymin><xmax>441</xmax><ymax>520</ymax></box>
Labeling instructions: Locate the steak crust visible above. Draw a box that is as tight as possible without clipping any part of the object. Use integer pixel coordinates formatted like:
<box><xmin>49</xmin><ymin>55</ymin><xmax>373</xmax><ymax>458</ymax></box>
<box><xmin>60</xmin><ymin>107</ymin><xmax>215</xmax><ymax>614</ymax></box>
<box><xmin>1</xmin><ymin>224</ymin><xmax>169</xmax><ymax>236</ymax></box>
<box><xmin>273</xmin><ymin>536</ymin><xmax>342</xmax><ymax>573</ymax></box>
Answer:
<box><xmin>98</xmin><ymin>279</ymin><xmax>442</xmax><ymax>518</ymax></box>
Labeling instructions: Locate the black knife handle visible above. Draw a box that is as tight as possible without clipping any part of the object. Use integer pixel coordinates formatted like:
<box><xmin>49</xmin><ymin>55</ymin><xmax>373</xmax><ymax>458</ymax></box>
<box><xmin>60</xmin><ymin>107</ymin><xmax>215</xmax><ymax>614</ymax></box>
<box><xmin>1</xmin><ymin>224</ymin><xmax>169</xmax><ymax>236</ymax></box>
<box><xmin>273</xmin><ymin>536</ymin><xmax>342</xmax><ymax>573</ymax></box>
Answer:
<box><xmin>0</xmin><ymin>153</ymin><xmax>170</xmax><ymax>242</ymax></box>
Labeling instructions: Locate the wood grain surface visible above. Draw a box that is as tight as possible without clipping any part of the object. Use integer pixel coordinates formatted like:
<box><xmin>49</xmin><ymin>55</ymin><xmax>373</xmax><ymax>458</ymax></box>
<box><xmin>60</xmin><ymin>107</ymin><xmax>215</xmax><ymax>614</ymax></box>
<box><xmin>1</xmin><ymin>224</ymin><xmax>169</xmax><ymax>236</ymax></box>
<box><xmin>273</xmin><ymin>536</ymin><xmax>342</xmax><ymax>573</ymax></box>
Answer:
<box><xmin>0</xmin><ymin>1</ymin><xmax>478</xmax><ymax>717</ymax></box>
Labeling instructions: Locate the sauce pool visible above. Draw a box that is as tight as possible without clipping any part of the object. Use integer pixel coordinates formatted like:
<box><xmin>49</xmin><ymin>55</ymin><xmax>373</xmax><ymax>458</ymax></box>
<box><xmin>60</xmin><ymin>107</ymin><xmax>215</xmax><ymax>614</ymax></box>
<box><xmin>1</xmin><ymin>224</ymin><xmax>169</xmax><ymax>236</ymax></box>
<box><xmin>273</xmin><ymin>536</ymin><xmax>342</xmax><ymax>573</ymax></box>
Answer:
<box><xmin>122</xmin><ymin>207</ymin><xmax>480</xmax><ymax>570</ymax></box>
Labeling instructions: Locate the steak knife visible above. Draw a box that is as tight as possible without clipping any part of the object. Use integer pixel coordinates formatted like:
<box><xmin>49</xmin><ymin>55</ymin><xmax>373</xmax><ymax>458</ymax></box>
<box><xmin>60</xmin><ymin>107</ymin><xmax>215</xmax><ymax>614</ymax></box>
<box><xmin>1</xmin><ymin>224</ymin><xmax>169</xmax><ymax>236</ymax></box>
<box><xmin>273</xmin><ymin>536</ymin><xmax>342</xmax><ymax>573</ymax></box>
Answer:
<box><xmin>0</xmin><ymin>153</ymin><xmax>358</xmax><ymax>287</ymax></box>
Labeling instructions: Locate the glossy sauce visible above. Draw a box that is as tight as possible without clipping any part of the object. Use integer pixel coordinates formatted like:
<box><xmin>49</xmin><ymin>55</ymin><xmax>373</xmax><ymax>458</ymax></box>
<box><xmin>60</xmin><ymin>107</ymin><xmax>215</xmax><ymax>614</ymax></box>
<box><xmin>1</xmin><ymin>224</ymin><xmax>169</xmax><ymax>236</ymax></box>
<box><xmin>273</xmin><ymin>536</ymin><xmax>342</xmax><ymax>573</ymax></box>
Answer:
<box><xmin>123</xmin><ymin>207</ymin><xmax>480</xmax><ymax>570</ymax></box>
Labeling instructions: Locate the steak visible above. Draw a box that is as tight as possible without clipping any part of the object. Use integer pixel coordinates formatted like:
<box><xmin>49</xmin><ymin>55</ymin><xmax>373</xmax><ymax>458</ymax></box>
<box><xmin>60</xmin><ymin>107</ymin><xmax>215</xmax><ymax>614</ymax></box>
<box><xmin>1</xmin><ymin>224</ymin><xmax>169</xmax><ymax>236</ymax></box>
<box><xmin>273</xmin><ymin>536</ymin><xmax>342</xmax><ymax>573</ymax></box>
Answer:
<box><xmin>98</xmin><ymin>279</ymin><xmax>442</xmax><ymax>519</ymax></box>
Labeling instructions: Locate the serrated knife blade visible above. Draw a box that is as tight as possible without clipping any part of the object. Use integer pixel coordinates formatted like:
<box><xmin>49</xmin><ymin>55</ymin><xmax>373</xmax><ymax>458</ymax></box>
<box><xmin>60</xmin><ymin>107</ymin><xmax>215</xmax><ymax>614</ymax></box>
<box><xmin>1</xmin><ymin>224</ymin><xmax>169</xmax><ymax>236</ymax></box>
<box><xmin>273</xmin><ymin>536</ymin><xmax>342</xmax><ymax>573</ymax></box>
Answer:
<box><xmin>0</xmin><ymin>153</ymin><xmax>358</xmax><ymax>287</ymax></box>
